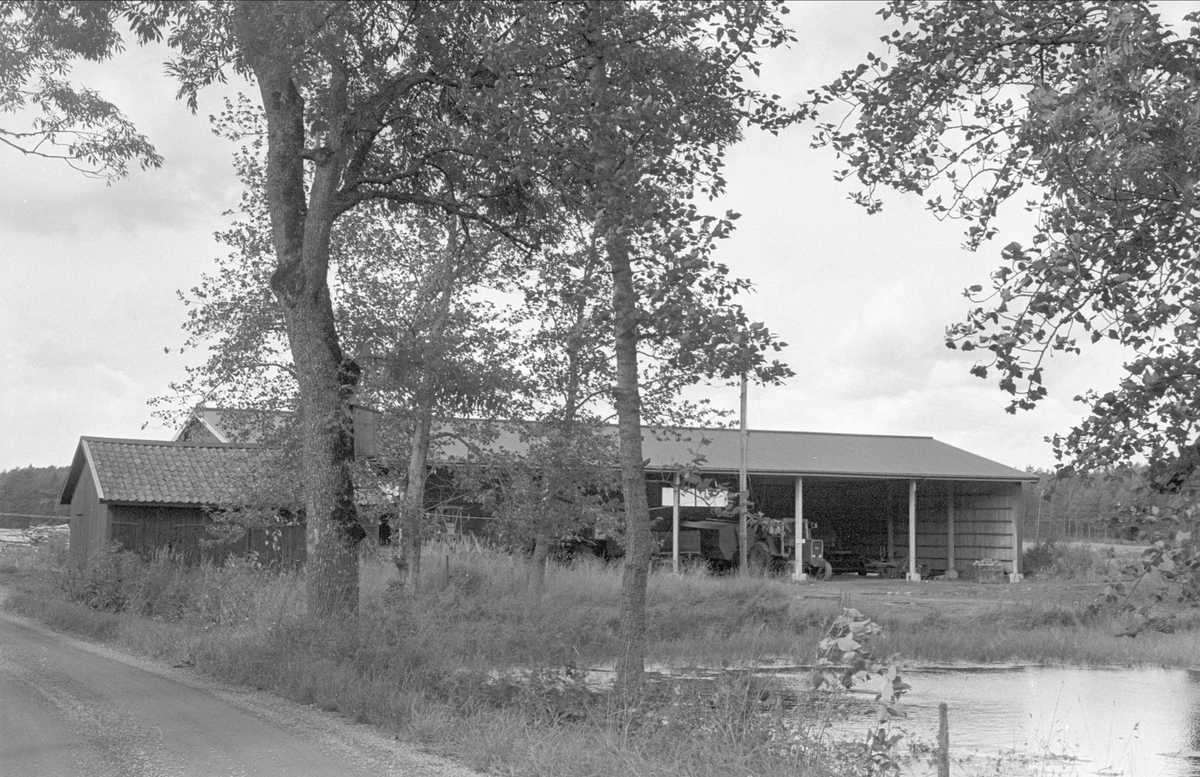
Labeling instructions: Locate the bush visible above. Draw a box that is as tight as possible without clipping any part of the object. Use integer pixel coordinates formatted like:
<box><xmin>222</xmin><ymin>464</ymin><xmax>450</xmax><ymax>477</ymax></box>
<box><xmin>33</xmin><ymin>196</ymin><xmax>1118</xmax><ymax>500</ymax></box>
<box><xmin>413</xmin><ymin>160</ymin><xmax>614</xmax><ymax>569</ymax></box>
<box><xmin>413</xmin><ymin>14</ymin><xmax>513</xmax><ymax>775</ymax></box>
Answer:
<box><xmin>1021</xmin><ymin>541</ymin><xmax>1121</xmax><ymax>580</ymax></box>
<box><xmin>61</xmin><ymin>543</ymin><xmax>141</xmax><ymax>611</ymax></box>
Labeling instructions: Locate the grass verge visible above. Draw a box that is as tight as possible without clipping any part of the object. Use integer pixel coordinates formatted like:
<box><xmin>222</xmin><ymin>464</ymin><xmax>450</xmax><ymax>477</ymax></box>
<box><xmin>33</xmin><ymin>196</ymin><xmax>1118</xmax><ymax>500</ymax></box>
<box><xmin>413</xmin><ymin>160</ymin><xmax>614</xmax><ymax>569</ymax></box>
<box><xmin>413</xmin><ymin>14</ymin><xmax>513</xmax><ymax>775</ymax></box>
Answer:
<box><xmin>2</xmin><ymin>537</ymin><xmax>1198</xmax><ymax>776</ymax></box>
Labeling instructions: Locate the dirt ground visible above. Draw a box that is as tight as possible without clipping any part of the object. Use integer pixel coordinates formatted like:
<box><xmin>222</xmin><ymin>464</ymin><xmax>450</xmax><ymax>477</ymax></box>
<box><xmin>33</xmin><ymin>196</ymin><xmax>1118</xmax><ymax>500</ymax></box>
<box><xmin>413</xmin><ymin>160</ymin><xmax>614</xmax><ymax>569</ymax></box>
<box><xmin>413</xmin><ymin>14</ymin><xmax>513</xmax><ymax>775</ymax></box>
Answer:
<box><xmin>791</xmin><ymin>573</ymin><xmax>1108</xmax><ymax>622</ymax></box>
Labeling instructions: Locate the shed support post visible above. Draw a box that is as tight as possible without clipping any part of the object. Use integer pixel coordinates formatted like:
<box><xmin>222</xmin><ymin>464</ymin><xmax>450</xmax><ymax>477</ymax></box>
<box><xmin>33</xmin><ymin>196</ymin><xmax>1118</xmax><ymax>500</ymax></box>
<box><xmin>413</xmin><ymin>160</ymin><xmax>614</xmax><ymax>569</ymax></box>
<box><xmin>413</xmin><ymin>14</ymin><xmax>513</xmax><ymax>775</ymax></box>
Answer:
<box><xmin>672</xmin><ymin>471</ymin><xmax>681</xmax><ymax>574</ymax></box>
<box><xmin>887</xmin><ymin>484</ymin><xmax>894</xmax><ymax>561</ymax></box>
<box><xmin>794</xmin><ymin>476</ymin><xmax>806</xmax><ymax>581</ymax></box>
<box><xmin>1010</xmin><ymin>481</ymin><xmax>1025</xmax><ymax>582</ymax></box>
<box><xmin>945</xmin><ymin>481</ymin><xmax>958</xmax><ymax>579</ymax></box>
<box><xmin>907</xmin><ymin>479</ymin><xmax>921</xmax><ymax>581</ymax></box>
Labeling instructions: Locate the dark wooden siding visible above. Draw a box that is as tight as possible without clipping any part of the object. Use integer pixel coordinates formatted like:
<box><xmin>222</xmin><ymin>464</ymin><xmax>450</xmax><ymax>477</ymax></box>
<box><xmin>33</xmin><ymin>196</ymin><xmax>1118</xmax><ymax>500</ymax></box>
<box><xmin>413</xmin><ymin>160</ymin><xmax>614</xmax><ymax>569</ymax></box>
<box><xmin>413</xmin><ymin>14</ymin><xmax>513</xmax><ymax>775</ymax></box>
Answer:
<box><xmin>68</xmin><ymin>468</ymin><xmax>108</xmax><ymax>567</ymax></box>
<box><xmin>109</xmin><ymin>505</ymin><xmax>306</xmax><ymax>568</ymax></box>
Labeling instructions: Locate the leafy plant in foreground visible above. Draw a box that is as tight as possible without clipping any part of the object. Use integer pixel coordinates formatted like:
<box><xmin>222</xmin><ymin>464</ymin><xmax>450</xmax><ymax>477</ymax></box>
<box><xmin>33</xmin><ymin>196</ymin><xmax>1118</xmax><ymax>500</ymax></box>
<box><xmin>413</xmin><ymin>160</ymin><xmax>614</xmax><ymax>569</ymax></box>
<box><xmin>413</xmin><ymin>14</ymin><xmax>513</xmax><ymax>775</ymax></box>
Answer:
<box><xmin>1092</xmin><ymin>500</ymin><xmax>1200</xmax><ymax>635</ymax></box>
<box><xmin>813</xmin><ymin>608</ymin><xmax>909</xmax><ymax>775</ymax></box>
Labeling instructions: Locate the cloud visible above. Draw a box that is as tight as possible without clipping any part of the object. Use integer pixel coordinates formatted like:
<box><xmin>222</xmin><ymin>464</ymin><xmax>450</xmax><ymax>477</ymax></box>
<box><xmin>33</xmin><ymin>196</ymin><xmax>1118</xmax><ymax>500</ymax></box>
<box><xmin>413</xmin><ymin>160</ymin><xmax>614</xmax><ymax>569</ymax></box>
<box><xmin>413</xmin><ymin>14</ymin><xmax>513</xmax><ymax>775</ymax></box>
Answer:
<box><xmin>0</xmin><ymin>40</ymin><xmax>246</xmax><ymax>238</ymax></box>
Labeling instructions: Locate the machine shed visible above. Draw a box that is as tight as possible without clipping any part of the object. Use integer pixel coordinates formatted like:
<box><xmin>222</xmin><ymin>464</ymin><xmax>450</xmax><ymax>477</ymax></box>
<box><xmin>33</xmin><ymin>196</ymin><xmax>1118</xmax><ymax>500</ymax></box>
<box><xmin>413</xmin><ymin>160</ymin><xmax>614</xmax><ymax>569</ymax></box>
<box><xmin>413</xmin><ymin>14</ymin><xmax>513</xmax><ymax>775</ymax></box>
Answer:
<box><xmin>641</xmin><ymin>428</ymin><xmax>1036</xmax><ymax>581</ymax></box>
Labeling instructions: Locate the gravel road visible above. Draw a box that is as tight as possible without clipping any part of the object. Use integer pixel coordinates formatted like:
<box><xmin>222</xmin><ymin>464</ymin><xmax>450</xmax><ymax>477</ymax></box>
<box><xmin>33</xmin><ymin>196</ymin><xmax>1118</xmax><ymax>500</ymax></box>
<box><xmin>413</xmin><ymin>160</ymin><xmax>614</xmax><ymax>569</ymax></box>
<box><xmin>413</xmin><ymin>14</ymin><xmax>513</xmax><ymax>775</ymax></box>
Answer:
<box><xmin>0</xmin><ymin>605</ymin><xmax>484</xmax><ymax>777</ymax></box>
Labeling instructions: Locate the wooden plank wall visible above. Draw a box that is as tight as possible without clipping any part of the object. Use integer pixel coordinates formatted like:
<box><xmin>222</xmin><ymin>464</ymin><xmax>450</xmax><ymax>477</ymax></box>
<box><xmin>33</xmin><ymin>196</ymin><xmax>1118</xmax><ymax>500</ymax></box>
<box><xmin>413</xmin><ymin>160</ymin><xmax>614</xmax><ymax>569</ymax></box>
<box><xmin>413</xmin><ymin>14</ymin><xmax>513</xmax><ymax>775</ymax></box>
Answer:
<box><xmin>68</xmin><ymin>470</ymin><xmax>108</xmax><ymax>567</ymax></box>
<box><xmin>110</xmin><ymin>506</ymin><xmax>306</xmax><ymax>569</ymax></box>
<box><xmin>889</xmin><ymin>480</ymin><xmax>1020</xmax><ymax>575</ymax></box>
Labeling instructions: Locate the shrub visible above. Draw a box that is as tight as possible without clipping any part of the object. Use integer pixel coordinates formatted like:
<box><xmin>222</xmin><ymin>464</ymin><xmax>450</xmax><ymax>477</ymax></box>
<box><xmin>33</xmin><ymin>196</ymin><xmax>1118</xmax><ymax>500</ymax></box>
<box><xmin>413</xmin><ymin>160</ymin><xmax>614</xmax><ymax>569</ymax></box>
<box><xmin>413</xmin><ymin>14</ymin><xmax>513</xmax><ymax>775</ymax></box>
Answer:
<box><xmin>1022</xmin><ymin>541</ymin><xmax>1121</xmax><ymax>580</ymax></box>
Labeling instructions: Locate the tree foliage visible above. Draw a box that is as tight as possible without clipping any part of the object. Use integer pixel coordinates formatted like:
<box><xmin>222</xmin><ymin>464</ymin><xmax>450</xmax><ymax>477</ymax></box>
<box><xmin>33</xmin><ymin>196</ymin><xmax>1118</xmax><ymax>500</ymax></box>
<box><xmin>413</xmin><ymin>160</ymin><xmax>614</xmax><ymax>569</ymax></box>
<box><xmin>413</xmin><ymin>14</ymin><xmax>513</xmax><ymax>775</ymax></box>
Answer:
<box><xmin>813</xmin><ymin>1</ymin><xmax>1200</xmax><ymax>475</ymax></box>
<box><xmin>9</xmin><ymin>2</ymin><xmax>796</xmax><ymax>646</ymax></box>
<box><xmin>0</xmin><ymin>465</ymin><xmax>70</xmax><ymax>518</ymax></box>
<box><xmin>0</xmin><ymin>1</ymin><xmax>162</xmax><ymax>177</ymax></box>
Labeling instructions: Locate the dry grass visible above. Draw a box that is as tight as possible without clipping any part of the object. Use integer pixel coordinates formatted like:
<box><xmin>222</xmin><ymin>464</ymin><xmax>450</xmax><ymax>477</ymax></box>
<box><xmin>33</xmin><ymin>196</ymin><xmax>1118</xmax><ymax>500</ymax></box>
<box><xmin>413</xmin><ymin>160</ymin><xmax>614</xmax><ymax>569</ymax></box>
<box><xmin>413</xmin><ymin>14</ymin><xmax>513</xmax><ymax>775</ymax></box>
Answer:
<box><xmin>4</xmin><ymin>538</ymin><xmax>1200</xmax><ymax>777</ymax></box>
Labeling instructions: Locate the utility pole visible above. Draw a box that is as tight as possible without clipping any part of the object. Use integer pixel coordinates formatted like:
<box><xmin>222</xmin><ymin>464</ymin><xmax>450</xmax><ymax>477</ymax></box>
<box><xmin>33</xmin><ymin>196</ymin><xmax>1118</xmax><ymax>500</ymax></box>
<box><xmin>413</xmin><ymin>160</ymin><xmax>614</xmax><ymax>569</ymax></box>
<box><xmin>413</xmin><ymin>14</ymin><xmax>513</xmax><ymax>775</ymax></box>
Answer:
<box><xmin>739</xmin><ymin>372</ymin><xmax>748</xmax><ymax>574</ymax></box>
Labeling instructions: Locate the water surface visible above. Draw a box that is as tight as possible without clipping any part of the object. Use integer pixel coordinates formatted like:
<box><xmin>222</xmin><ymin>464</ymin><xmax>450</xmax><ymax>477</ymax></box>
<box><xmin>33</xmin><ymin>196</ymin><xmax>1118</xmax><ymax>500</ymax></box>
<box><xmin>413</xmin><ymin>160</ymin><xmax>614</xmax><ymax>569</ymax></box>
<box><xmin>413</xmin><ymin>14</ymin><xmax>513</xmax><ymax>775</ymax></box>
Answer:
<box><xmin>841</xmin><ymin>666</ymin><xmax>1200</xmax><ymax>777</ymax></box>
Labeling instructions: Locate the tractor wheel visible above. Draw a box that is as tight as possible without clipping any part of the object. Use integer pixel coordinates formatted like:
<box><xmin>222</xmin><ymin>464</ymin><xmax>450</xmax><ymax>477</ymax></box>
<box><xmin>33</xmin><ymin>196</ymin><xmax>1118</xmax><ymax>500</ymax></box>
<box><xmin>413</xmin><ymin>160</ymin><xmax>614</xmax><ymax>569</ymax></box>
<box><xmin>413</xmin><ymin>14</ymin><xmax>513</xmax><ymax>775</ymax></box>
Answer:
<box><xmin>782</xmin><ymin>559</ymin><xmax>797</xmax><ymax>578</ymax></box>
<box><xmin>810</xmin><ymin>559</ymin><xmax>833</xmax><ymax>581</ymax></box>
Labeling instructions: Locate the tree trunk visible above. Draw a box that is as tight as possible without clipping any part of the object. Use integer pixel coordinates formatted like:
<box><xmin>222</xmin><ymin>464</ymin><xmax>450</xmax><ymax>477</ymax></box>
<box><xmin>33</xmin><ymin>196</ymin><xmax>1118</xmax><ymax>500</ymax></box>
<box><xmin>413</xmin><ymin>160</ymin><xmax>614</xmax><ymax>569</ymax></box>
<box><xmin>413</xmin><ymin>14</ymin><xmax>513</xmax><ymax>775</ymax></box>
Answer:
<box><xmin>395</xmin><ymin>221</ymin><xmax>461</xmax><ymax>596</ymax></box>
<box><xmin>234</xmin><ymin>1</ymin><xmax>363</xmax><ymax>618</ymax></box>
<box><xmin>609</xmin><ymin>234</ymin><xmax>651</xmax><ymax>693</ymax></box>
<box><xmin>398</xmin><ymin>406</ymin><xmax>432</xmax><ymax>596</ymax></box>
<box><xmin>527</xmin><ymin>502</ymin><xmax>553</xmax><ymax>596</ymax></box>
<box><xmin>528</xmin><ymin>265</ymin><xmax>591</xmax><ymax>595</ymax></box>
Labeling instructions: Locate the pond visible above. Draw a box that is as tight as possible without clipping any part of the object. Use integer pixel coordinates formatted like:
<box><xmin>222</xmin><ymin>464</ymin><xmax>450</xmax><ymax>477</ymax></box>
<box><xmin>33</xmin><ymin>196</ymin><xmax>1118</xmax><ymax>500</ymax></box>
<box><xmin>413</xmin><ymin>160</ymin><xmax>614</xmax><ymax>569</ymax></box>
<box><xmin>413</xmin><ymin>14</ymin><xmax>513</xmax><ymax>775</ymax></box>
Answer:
<box><xmin>810</xmin><ymin>665</ymin><xmax>1200</xmax><ymax>777</ymax></box>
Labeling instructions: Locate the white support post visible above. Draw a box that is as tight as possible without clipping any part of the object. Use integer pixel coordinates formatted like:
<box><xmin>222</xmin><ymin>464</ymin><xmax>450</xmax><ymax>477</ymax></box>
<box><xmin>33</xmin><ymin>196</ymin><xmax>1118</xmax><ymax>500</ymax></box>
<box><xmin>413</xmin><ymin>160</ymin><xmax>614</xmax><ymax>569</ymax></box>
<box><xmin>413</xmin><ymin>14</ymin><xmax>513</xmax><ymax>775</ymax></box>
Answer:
<box><xmin>907</xmin><ymin>479</ymin><xmax>921</xmax><ymax>581</ymax></box>
<box><xmin>672</xmin><ymin>471</ymin><xmax>681</xmax><ymax>574</ymax></box>
<box><xmin>1010</xmin><ymin>481</ymin><xmax>1025</xmax><ymax>582</ymax></box>
<box><xmin>945</xmin><ymin>481</ymin><xmax>958</xmax><ymax>579</ymax></box>
<box><xmin>887</xmin><ymin>497</ymin><xmax>894</xmax><ymax>561</ymax></box>
<box><xmin>793</xmin><ymin>476</ymin><xmax>806</xmax><ymax>581</ymax></box>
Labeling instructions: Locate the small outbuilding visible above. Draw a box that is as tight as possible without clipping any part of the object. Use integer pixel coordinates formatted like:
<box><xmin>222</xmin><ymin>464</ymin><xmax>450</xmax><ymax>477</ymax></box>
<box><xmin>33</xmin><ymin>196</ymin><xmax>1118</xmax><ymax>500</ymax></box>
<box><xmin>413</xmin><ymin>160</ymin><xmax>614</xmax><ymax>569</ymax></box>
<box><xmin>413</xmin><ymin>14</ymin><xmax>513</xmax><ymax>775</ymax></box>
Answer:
<box><xmin>59</xmin><ymin>437</ymin><xmax>303</xmax><ymax>567</ymax></box>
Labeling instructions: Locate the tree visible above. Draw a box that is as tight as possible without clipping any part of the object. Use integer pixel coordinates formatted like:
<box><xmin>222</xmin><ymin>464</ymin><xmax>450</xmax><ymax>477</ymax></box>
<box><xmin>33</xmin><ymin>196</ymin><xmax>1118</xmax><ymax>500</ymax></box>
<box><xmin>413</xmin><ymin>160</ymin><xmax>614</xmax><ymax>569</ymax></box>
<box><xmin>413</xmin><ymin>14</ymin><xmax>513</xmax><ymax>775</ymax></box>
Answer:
<box><xmin>0</xmin><ymin>466</ymin><xmax>71</xmax><ymax>518</ymax></box>
<box><xmin>812</xmin><ymin>2</ymin><xmax>1200</xmax><ymax>478</ymax></box>
<box><xmin>8</xmin><ymin>1</ymin><xmax>566</xmax><ymax>617</ymax></box>
<box><xmin>0</xmin><ymin>2</ymin><xmax>161</xmax><ymax>177</ymax></box>
<box><xmin>160</xmin><ymin>101</ymin><xmax>528</xmax><ymax>597</ymax></box>
<box><xmin>339</xmin><ymin>209</ymin><xmax>527</xmax><ymax>596</ymax></box>
<box><xmin>9</xmin><ymin>4</ymin><xmax>794</xmax><ymax>658</ymax></box>
<box><xmin>506</xmin><ymin>1</ymin><xmax>794</xmax><ymax>689</ymax></box>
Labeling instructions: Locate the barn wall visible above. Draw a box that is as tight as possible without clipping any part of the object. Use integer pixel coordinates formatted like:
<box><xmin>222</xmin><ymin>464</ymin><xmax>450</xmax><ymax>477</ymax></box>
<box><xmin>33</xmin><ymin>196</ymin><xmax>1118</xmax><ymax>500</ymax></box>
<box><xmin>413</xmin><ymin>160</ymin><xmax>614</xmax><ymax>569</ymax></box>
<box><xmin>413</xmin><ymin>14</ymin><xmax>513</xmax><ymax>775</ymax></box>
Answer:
<box><xmin>891</xmin><ymin>480</ymin><xmax>1020</xmax><ymax>575</ymax></box>
<box><xmin>109</xmin><ymin>506</ymin><xmax>306</xmax><ymax>568</ymax></box>
<box><xmin>68</xmin><ymin>468</ymin><xmax>108</xmax><ymax>567</ymax></box>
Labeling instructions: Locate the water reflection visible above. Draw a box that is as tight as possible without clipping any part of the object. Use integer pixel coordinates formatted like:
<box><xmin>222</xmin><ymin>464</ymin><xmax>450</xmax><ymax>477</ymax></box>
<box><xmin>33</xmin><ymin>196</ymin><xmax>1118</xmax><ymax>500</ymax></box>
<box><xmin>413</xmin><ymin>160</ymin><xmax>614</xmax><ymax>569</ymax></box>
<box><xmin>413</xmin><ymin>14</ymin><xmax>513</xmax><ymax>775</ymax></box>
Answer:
<box><xmin>867</xmin><ymin>666</ymin><xmax>1200</xmax><ymax>777</ymax></box>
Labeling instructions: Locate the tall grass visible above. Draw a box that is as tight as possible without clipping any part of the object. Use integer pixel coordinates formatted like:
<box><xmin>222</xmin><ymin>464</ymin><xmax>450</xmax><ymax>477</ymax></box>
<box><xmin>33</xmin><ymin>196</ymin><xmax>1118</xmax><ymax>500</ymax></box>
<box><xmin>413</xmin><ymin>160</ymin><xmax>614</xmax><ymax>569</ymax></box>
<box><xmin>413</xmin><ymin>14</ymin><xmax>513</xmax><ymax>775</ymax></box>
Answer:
<box><xmin>5</xmin><ymin>538</ymin><xmax>1200</xmax><ymax>776</ymax></box>
<box><xmin>0</xmin><ymin>543</ymin><xmax>862</xmax><ymax>776</ymax></box>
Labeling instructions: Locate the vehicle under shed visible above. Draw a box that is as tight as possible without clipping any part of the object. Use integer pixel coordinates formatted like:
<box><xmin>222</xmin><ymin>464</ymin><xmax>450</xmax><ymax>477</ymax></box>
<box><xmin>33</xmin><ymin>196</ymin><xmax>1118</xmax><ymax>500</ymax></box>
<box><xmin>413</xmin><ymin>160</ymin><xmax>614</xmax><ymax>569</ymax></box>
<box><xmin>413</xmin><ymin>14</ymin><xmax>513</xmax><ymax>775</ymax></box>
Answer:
<box><xmin>640</xmin><ymin>428</ymin><xmax>1036</xmax><ymax>581</ymax></box>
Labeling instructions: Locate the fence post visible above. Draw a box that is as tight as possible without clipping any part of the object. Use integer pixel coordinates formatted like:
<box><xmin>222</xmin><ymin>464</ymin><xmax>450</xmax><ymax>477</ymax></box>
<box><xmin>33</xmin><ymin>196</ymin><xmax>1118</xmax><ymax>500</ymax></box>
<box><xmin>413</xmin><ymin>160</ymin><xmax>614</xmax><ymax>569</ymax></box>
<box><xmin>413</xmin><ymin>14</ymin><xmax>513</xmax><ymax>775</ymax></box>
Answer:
<box><xmin>937</xmin><ymin>702</ymin><xmax>949</xmax><ymax>777</ymax></box>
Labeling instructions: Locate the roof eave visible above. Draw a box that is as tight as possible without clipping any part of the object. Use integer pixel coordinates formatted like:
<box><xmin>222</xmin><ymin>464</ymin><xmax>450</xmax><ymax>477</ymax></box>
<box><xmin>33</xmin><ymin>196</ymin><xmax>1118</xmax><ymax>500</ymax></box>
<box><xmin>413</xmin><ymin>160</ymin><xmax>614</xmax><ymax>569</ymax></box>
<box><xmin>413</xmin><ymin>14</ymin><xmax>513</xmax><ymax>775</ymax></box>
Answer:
<box><xmin>645</xmin><ymin>465</ymin><xmax>1036</xmax><ymax>481</ymax></box>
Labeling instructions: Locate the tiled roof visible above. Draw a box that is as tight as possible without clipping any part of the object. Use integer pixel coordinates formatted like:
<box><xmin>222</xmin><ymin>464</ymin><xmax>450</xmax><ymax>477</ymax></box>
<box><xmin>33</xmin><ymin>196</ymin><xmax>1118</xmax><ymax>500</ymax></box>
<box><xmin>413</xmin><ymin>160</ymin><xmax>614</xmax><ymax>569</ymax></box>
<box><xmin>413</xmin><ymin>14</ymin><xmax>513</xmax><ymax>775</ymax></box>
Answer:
<box><xmin>60</xmin><ymin>437</ymin><xmax>273</xmax><ymax>506</ymax></box>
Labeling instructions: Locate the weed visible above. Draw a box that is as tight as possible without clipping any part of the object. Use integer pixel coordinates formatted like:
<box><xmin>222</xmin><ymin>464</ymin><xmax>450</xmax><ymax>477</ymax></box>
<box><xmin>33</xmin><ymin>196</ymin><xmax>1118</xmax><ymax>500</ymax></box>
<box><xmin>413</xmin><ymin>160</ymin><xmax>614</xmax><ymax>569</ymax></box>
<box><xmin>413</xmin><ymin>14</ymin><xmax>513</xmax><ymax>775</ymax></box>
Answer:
<box><xmin>10</xmin><ymin>542</ymin><xmax>1200</xmax><ymax>777</ymax></box>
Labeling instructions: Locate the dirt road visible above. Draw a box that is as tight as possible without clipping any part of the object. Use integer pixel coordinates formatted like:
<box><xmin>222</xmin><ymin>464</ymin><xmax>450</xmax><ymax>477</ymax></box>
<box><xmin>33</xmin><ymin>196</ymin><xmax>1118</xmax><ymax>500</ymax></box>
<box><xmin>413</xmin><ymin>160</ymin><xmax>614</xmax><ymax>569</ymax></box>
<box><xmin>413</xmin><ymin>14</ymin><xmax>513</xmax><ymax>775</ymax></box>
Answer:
<box><xmin>0</xmin><ymin>608</ymin><xmax>481</xmax><ymax>777</ymax></box>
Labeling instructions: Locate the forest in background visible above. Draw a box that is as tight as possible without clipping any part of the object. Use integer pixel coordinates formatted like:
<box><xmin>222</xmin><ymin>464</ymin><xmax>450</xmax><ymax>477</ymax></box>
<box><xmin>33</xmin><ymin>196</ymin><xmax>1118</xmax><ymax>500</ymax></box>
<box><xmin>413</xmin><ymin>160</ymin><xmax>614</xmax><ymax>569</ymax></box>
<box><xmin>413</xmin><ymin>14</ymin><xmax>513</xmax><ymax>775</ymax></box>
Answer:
<box><xmin>1021</xmin><ymin>468</ymin><xmax>1173</xmax><ymax>544</ymax></box>
<box><xmin>0</xmin><ymin>466</ymin><xmax>70</xmax><ymax>526</ymax></box>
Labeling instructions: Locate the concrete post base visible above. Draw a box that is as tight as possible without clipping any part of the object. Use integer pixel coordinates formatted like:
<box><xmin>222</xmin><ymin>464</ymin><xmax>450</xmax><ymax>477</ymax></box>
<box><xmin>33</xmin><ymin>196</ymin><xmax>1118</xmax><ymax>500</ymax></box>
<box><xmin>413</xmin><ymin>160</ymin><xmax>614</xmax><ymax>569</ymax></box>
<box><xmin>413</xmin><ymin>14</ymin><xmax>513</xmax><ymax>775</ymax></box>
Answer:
<box><xmin>945</xmin><ymin>569</ymin><xmax>959</xmax><ymax>580</ymax></box>
<box><xmin>906</xmin><ymin>572</ymin><xmax>922</xmax><ymax>582</ymax></box>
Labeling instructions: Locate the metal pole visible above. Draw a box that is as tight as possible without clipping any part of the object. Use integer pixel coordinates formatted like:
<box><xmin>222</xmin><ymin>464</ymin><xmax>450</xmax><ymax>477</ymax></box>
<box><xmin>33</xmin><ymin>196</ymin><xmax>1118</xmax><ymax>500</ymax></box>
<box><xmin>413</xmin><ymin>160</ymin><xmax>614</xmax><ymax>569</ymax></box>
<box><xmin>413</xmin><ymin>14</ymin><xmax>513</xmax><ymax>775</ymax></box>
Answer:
<box><xmin>672</xmin><ymin>471</ymin><xmax>681</xmax><ymax>574</ymax></box>
<box><xmin>907</xmin><ymin>479</ymin><xmax>919</xmax><ymax>581</ymax></box>
<box><xmin>739</xmin><ymin>372</ymin><xmax>748</xmax><ymax>574</ymax></box>
<box><xmin>793</xmin><ymin>476</ymin><xmax>805</xmax><ymax>581</ymax></box>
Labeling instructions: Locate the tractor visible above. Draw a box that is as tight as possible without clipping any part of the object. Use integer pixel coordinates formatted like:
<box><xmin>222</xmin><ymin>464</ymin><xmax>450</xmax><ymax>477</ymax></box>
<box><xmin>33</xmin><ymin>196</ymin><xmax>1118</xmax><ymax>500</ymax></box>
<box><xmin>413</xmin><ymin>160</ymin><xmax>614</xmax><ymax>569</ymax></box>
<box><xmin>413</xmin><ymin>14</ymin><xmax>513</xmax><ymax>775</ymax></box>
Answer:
<box><xmin>654</xmin><ymin>515</ymin><xmax>831</xmax><ymax>579</ymax></box>
<box><xmin>746</xmin><ymin>514</ymin><xmax>832</xmax><ymax>580</ymax></box>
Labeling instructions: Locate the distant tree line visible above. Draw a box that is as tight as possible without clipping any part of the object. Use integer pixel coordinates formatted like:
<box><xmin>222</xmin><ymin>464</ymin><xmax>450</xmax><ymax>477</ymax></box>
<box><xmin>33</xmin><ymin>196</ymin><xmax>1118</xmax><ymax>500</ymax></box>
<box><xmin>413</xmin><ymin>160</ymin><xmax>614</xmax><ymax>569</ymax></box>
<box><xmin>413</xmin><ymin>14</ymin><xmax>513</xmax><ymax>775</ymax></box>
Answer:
<box><xmin>0</xmin><ymin>466</ymin><xmax>70</xmax><ymax>525</ymax></box>
<box><xmin>1021</xmin><ymin>468</ymin><xmax>1174</xmax><ymax>544</ymax></box>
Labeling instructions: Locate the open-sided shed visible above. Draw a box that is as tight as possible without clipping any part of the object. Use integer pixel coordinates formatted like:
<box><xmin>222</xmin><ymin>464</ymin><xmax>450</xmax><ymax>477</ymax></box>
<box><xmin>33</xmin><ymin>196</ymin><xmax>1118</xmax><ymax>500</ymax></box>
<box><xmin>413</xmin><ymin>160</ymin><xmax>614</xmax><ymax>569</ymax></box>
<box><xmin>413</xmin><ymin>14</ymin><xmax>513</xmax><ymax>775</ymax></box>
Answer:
<box><xmin>640</xmin><ymin>428</ymin><xmax>1036</xmax><ymax>580</ymax></box>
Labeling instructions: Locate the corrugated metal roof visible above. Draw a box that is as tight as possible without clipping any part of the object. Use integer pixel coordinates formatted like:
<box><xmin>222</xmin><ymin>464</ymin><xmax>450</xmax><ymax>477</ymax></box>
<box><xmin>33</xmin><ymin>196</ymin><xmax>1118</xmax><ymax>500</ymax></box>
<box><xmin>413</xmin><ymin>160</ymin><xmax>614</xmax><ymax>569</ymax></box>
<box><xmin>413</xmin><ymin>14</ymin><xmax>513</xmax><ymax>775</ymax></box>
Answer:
<box><xmin>639</xmin><ymin>427</ymin><xmax>1034</xmax><ymax>480</ymax></box>
<box><xmin>178</xmin><ymin>408</ymin><xmax>1030</xmax><ymax>481</ymax></box>
<box><xmin>60</xmin><ymin>437</ymin><xmax>271</xmax><ymax>506</ymax></box>
<box><xmin>440</xmin><ymin>424</ymin><xmax>1035</xmax><ymax>482</ymax></box>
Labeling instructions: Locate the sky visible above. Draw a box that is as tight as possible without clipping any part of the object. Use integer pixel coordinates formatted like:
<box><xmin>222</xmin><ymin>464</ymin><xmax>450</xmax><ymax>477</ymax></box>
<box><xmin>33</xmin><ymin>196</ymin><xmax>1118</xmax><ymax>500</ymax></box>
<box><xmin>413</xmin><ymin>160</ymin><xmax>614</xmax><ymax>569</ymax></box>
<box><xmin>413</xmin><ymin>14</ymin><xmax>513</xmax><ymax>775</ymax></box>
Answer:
<box><xmin>0</xmin><ymin>2</ymin><xmax>1138</xmax><ymax>473</ymax></box>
